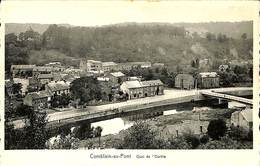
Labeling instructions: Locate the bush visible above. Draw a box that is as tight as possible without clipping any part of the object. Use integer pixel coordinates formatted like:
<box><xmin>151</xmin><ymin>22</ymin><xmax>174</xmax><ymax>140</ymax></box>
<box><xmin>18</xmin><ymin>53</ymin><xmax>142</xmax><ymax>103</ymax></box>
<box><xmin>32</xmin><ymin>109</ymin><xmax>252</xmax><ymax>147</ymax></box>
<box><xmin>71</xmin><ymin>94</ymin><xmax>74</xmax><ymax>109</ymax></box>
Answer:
<box><xmin>183</xmin><ymin>133</ymin><xmax>200</xmax><ymax>149</ymax></box>
<box><xmin>228</xmin><ymin>126</ymin><xmax>249</xmax><ymax>141</ymax></box>
<box><xmin>207</xmin><ymin>119</ymin><xmax>227</xmax><ymax>140</ymax></box>
<box><xmin>168</xmin><ymin>136</ymin><xmax>192</xmax><ymax>149</ymax></box>
<box><xmin>200</xmin><ymin>134</ymin><xmax>209</xmax><ymax>144</ymax></box>
<box><xmin>116</xmin><ymin>121</ymin><xmax>157</xmax><ymax>149</ymax></box>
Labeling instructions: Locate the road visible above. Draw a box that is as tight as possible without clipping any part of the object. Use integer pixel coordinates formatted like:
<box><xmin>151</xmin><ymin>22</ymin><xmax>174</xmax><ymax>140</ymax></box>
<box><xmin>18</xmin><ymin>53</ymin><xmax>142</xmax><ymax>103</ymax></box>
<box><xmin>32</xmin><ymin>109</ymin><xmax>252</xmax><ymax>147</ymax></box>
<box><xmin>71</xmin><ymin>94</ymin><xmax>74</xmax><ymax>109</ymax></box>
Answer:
<box><xmin>11</xmin><ymin>87</ymin><xmax>252</xmax><ymax>129</ymax></box>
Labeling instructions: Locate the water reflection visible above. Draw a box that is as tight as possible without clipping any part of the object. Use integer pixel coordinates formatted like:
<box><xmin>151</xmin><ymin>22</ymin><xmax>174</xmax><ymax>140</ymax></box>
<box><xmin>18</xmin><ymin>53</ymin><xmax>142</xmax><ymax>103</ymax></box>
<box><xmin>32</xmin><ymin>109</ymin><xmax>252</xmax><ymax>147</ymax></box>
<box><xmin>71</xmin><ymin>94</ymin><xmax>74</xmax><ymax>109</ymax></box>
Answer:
<box><xmin>91</xmin><ymin>118</ymin><xmax>134</xmax><ymax>136</ymax></box>
<box><xmin>91</xmin><ymin>109</ymin><xmax>183</xmax><ymax>136</ymax></box>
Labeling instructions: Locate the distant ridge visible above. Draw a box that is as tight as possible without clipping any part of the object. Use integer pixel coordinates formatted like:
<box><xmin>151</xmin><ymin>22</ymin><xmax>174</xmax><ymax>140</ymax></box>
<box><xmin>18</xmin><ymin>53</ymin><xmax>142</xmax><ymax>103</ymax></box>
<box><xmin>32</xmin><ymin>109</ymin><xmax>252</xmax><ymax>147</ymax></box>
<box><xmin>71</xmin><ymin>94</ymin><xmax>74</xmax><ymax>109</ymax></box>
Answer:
<box><xmin>5</xmin><ymin>23</ymin><xmax>73</xmax><ymax>35</ymax></box>
<box><xmin>5</xmin><ymin>21</ymin><xmax>253</xmax><ymax>39</ymax></box>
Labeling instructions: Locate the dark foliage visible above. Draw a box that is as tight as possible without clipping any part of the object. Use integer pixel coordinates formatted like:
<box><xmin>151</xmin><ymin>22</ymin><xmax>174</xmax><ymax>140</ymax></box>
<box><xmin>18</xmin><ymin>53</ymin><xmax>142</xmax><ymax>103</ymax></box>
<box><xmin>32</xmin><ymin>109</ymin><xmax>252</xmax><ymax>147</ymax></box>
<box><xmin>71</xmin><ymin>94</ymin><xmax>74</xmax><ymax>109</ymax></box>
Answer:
<box><xmin>70</xmin><ymin>77</ymin><xmax>102</xmax><ymax>105</ymax></box>
<box><xmin>207</xmin><ymin>119</ymin><xmax>227</xmax><ymax>140</ymax></box>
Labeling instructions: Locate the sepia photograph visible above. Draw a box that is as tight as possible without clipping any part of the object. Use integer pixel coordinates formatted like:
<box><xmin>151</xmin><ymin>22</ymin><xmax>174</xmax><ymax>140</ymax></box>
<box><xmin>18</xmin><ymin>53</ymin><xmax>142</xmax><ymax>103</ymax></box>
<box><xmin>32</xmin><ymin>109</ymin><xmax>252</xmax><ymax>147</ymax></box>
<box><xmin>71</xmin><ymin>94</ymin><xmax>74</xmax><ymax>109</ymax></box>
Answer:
<box><xmin>3</xmin><ymin>1</ymin><xmax>255</xmax><ymax>151</ymax></box>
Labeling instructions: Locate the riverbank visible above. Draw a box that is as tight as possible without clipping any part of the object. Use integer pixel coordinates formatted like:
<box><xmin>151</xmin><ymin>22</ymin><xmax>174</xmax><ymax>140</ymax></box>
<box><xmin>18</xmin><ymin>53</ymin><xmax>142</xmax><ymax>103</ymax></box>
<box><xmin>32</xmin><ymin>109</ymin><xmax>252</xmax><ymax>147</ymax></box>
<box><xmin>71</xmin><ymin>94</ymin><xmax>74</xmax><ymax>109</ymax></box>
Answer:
<box><xmin>78</xmin><ymin>107</ymin><xmax>239</xmax><ymax>149</ymax></box>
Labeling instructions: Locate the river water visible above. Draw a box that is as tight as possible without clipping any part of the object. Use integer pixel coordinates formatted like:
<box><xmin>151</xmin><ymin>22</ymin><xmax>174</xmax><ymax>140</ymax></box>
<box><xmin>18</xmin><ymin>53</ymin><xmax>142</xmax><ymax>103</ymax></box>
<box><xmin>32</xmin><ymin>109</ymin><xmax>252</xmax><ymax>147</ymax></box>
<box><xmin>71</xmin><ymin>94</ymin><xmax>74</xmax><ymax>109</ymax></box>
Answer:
<box><xmin>91</xmin><ymin>109</ymin><xmax>183</xmax><ymax>136</ymax></box>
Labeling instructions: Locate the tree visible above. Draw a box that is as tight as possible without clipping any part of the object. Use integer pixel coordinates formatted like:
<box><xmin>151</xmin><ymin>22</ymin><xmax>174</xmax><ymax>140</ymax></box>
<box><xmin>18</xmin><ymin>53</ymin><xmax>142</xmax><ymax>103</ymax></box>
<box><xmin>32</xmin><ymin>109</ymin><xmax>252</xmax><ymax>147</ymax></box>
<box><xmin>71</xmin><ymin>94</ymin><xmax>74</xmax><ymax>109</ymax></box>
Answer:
<box><xmin>12</xmin><ymin>83</ymin><xmax>22</xmax><ymax>96</ymax></box>
<box><xmin>200</xmin><ymin>136</ymin><xmax>252</xmax><ymax>149</ymax></box>
<box><xmin>23</xmin><ymin>110</ymin><xmax>48</xmax><ymax>149</ymax></box>
<box><xmin>241</xmin><ymin>33</ymin><xmax>247</xmax><ymax>40</ymax></box>
<box><xmin>116</xmin><ymin>121</ymin><xmax>157</xmax><ymax>149</ymax></box>
<box><xmin>168</xmin><ymin>136</ymin><xmax>192</xmax><ymax>149</ymax></box>
<box><xmin>46</xmin><ymin>133</ymin><xmax>80</xmax><ymax>149</ymax></box>
<box><xmin>183</xmin><ymin>133</ymin><xmax>200</xmax><ymax>149</ymax></box>
<box><xmin>74</xmin><ymin>122</ymin><xmax>94</xmax><ymax>140</ymax></box>
<box><xmin>218</xmin><ymin>71</ymin><xmax>238</xmax><ymax>87</ymax></box>
<box><xmin>93</xmin><ymin>126</ymin><xmax>103</xmax><ymax>148</ymax></box>
<box><xmin>70</xmin><ymin>77</ymin><xmax>102</xmax><ymax>105</ymax></box>
<box><xmin>5</xmin><ymin>104</ymin><xmax>49</xmax><ymax>149</ymax></box>
<box><xmin>51</xmin><ymin>93</ymin><xmax>71</xmax><ymax>108</ymax></box>
<box><xmin>5</xmin><ymin>33</ymin><xmax>29</xmax><ymax>75</ymax></box>
<box><xmin>207</xmin><ymin>119</ymin><xmax>227</xmax><ymax>140</ymax></box>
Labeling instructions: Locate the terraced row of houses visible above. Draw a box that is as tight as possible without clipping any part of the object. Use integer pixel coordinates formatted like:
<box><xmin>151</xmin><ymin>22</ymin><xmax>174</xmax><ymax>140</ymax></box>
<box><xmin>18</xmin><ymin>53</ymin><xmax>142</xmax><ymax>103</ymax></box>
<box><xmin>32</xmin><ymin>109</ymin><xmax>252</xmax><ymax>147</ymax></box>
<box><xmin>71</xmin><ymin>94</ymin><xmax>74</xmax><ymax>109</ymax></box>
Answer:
<box><xmin>6</xmin><ymin>59</ymin><xmax>223</xmax><ymax>110</ymax></box>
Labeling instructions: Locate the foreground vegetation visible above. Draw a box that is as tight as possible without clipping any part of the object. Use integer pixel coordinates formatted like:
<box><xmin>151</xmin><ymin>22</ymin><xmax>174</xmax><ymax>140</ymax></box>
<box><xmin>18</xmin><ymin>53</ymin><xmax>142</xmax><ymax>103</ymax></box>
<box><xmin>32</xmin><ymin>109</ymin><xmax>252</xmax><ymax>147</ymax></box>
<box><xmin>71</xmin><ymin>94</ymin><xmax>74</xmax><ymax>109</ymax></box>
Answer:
<box><xmin>79</xmin><ymin>108</ymin><xmax>252</xmax><ymax>149</ymax></box>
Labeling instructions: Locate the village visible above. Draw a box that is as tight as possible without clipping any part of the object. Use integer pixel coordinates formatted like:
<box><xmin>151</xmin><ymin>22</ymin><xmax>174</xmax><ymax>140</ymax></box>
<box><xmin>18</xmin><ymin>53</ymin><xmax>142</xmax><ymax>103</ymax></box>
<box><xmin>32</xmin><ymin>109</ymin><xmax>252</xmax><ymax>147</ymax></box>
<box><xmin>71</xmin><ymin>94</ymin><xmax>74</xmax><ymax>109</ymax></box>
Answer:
<box><xmin>6</xmin><ymin>59</ymin><xmax>227</xmax><ymax>110</ymax></box>
<box><xmin>5</xmin><ymin>57</ymin><xmax>253</xmax><ymax>149</ymax></box>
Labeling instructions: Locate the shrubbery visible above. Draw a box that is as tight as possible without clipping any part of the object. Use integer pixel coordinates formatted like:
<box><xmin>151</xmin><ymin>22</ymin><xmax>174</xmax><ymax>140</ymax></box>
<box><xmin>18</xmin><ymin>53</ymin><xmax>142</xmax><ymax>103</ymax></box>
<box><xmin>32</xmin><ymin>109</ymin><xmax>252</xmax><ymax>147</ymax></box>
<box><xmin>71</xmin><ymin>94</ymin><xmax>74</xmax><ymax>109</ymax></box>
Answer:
<box><xmin>207</xmin><ymin>119</ymin><xmax>227</xmax><ymax>140</ymax></box>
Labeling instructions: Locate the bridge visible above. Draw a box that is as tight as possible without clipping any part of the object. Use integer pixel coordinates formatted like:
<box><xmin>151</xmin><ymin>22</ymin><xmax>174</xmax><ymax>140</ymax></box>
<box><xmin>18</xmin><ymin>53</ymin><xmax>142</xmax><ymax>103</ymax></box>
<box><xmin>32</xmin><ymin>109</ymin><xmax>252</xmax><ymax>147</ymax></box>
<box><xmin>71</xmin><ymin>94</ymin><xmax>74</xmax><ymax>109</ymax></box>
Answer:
<box><xmin>201</xmin><ymin>90</ymin><xmax>253</xmax><ymax>105</ymax></box>
<box><xmin>11</xmin><ymin>87</ymin><xmax>252</xmax><ymax>129</ymax></box>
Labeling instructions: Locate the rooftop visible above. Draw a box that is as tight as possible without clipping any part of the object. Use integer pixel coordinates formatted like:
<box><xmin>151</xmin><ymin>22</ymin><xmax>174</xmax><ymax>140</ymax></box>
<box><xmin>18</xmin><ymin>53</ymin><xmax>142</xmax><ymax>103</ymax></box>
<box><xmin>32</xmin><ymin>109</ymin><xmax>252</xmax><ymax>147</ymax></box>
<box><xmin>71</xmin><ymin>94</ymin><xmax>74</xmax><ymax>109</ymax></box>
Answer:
<box><xmin>33</xmin><ymin>66</ymin><xmax>52</xmax><ymax>72</ymax></box>
<box><xmin>27</xmin><ymin>90</ymin><xmax>52</xmax><ymax>99</ymax></box>
<box><xmin>97</xmin><ymin>77</ymin><xmax>110</xmax><ymax>82</ymax></box>
<box><xmin>11</xmin><ymin>65</ymin><xmax>36</xmax><ymax>69</ymax></box>
<box><xmin>141</xmin><ymin>79</ymin><xmax>164</xmax><ymax>87</ymax></box>
<box><xmin>122</xmin><ymin>79</ymin><xmax>163</xmax><ymax>89</ymax></box>
<box><xmin>87</xmin><ymin>60</ymin><xmax>102</xmax><ymax>63</ymax></box>
<box><xmin>110</xmin><ymin>72</ymin><xmax>125</xmax><ymax>77</ymax></box>
<box><xmin>241</xmin><ymin>108</ymin><xmax>252</xmax><ymax>122</ymax></box>
<box><xmin>199</xmin><ymin>72</ymin><xmax>218</xmax><ymax>78</ymax></box>
<box><xmin>102</xmin><ymin>62</ymin><xmax>117</xmax><ymax>67</ymax></box>
<box><xmin>37</xmin><ymin>74</ymin><xmax>53</xmax><ymax>79</ymax></box>
<box><xmin>46</xmin><ymin>82</ymin><xmax>70</xmax><ymax>92</ymax></box>
<box><xmin>122</xmin><ymin>80</ymin><xmax>142</xmax><ymax>89</ymax></box>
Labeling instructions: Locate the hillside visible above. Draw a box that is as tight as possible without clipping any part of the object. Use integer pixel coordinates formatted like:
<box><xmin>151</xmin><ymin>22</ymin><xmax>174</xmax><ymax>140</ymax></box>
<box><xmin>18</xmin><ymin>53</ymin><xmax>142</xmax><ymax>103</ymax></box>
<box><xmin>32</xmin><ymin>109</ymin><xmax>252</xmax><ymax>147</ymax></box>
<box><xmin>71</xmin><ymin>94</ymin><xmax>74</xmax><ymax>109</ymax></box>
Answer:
<box><xmin>5</xmin><ymin>23</ymin><xmax>72</xmax><ymax>35</ymax></box>
<box><xmin>5</xmin><ymin>21</ymin><xmax>252</xmax><ymax>39</ymax></box>
<box><xmin>5</xmin><ymin>22</ymin><xmax>253</xmax><ymax>73</ymax></box>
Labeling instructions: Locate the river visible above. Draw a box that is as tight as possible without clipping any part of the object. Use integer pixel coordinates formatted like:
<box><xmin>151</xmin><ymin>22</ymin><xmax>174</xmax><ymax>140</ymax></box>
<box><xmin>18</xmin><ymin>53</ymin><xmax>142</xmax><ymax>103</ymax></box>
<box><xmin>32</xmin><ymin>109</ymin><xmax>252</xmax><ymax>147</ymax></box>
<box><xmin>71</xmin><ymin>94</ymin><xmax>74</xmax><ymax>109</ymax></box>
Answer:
<box><xmin>91</xmin><ymin>109</ymin><xmax>184</xmax><ymax>136</ymax></box>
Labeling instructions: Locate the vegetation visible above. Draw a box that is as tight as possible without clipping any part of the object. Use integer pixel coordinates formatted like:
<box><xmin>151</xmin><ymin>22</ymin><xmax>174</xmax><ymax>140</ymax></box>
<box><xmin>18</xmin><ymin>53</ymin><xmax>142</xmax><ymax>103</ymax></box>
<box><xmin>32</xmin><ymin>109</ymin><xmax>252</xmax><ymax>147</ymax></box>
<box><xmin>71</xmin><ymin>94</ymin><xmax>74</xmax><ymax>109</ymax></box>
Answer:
<box><xmin>207</xmin><ymin>119</ymin><xmax>227</xmax><ymax>140</ymax></box>
<box><xmin>70</xmin><ymin>77</ymin><xmax>102</xmax><ymax>105</ymax></box>
<box><xmin>116</xmin><ymin>121</ymin><xmax>158</xmax><ymax>149</ymax></box>
<box><xmin>51</xmin><ymin>93</ymin><xmax>72</xmax><ymax>108</ymax></box>
<box><xmin>124</xmin><ymin>66</ymin><xmax>176</xmax><ymax>87</ymax></box>
<box><xmin>93</xmin><ymin>126</ymin><xmax>103</xmax><ymax>148</ymax></box>
<box><xmin>5</xmin><ymin>103</ymin><xmax>48</xmax><ymax>149</ymax></box>
<box><xmin>5</xmin><ymin>22</ymin><xmax>253</xmax><ymax>75</ymax></box>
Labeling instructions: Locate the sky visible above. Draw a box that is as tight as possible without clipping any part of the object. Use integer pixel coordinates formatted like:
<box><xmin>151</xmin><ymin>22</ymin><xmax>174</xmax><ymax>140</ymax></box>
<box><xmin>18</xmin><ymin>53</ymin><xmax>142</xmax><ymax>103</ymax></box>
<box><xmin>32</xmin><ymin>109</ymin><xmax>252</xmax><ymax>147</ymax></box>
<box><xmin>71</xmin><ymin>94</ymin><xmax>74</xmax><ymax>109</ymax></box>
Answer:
<box><xmin>1</xmin><ymin>1</ymin><xmax>258</xmax><ymax>27</ymax></box>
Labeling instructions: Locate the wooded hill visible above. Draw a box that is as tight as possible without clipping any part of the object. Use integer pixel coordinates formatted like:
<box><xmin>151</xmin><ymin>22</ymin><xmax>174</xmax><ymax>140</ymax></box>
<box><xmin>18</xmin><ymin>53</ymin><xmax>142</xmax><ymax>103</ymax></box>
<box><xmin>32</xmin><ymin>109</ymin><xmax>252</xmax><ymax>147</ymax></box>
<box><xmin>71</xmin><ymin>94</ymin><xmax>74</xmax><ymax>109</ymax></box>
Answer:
<box><xmin>5</xmin><ymin>21</ymin><xmax>253</xmax><ymax>73</ymax></box>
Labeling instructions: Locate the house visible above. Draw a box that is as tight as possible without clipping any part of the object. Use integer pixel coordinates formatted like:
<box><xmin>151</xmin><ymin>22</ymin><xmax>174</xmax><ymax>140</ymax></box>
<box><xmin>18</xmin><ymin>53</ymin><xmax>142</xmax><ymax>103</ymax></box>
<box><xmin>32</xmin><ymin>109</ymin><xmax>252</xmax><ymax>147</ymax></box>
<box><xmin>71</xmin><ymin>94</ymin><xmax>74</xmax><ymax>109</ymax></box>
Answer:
<box><xmin>141</xmin><ymin>80</ymin><xmax>164</xmax><ymax>97</ymax></box>
<box><xmin>45</xmin><ymin>62</ymin><xmax>61</xmax><ymax>67</ymax></box>
<box><xmin>37</xmin><ymin>73</ymin><xmax>54</xmax><ymax>85</ymax></box>
<box><xmin>63</xmin><ymin>68</ymin><xmax>83</xmax><ymax>77</ymax></box>
<box><xmin>107</xmin><ymin>72</ymin><xmax>127</xmax><ymax>85</ymax></box>
<box><xmin>23</xmin><ymin>90</ymin><xmax>52</xmax><ymax>109</ymax></box>
<box><xmin>120</xmin><ymin>80</ymin><xmax>143</xmax><ymax>99</ymax></box>
<box><xmin>32</xmin><ymin>66</ymin><xmax>52</xmax><ymax>77</ymax></box>
<box><xmin>120</xmin><ymin>79</ymin><xmax>164</xmax><ymax>100</ymax></box>
<box><xmin>62</xmin><ymin>74</ymin><xmax>79</xmax><ymax>85</ymax></box>
<box><xmin>197</xmin><ymin>72</ymin><xmax>219</xmax><ymax>89</ymax></box>
<box><xmin>102</xmin><ymin>62</ymin><xmax>118</xmax><ymax>72</ymax></box>
<box><xmin>152</xmin><ymin>63</ymin><xmax>165</xmax><ymax>69</ymax></box>
<box><xmin>175</xmin><ymin>74</ymin><xmax>194</xmax><ymax>89</ymax></box>
<box><xmin>117</xmin><ymin>63</ymin><xmax>134</xmax><ymax>71</ymax></box>
<box><xmin>128</xmin><ymin>62</ymin><xmax>152</xmax><ymax>68</ymax></box>
<box><xmin>45</xmin><ymin>81</ymin><xmax>70</xmax><ymax>95</ymax></box>
<box><xmin>128</xmin><ymin>76</ymin><xmax>142</xmax><ymax>81</ymax></box>
<box><xmin>219</xmin><ymin>65</ymin><xmax>229</xmax><ymax>72</ymax></box>
<box><xmin>11</xmin><ymin>65</ymin><xmax>35</xmax><ymax>78</ymax></box>
<box><xmin>231</xmin><ymin>108</ymin><xmax>253</xmax><ymax>131</ymax></box>
<box><xmin>45</xmin><ymin>62</ymin><xmax>65</xmax><ymax>72</ymax></box>
<box><xmin>85</xmin><ymin>60</ymin><xmax>102</xmax><ymax>72</ymax></box>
